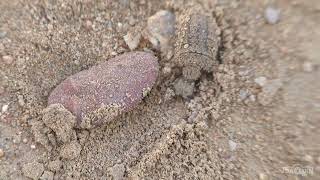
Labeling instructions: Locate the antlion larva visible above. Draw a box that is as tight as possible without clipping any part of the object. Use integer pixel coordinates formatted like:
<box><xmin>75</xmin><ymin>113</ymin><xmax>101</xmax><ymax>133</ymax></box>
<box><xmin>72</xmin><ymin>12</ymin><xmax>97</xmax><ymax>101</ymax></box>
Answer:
<box><xmin>174</xmin><ymin>7</ymin><xmax>221</xmax><ymax>80</ymax></box>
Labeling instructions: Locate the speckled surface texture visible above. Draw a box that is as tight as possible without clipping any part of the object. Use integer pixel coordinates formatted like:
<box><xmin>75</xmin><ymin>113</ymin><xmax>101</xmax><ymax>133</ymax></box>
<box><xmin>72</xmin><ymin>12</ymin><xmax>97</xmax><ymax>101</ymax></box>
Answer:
<box><xmin>48</xmin><ymin>52</ymin><xmax>158</xmax><ymax>127</ymax></box>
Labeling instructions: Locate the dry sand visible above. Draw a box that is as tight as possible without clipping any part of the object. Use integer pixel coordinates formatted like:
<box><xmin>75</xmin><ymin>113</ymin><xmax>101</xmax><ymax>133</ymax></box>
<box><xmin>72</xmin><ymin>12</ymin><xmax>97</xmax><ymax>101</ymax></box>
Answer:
<box><xmin>0</xmin><ymin>0</ymin><xmax>319</xmax><ymax>179</ymax></box>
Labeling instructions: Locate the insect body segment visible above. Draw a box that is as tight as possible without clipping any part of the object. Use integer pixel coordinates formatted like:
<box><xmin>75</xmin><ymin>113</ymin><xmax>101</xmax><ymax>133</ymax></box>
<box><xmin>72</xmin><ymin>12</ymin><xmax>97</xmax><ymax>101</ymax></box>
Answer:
<box><xmin>175</xmin><ymin>8</ymin><xmax>221</xmax><ymax>80</ymax></box>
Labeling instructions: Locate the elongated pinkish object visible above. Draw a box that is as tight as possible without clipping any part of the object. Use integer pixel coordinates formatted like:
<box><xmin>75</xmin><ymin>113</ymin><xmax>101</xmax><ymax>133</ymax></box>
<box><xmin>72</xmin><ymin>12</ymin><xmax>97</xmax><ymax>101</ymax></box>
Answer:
<box><xmin>48</xmin><ymin>51</ymin><xmax>159</xmax><ymax>127</ymax></box>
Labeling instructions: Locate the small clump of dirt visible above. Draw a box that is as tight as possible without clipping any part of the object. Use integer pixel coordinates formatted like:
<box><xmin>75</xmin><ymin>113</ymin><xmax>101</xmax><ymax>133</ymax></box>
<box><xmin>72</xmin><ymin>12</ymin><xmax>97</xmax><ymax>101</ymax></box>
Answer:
<box><xmin>42</xmin><ymin>104</ymin><xmax>76</xmax><ymax>144</ymax></box>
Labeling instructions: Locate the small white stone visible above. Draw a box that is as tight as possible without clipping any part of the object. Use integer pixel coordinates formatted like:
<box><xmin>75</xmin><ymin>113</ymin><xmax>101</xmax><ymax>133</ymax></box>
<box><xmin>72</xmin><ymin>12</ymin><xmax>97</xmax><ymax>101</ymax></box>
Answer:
<box><xmin>229</xmin><ymin>140</ymin><xmax>237</xmax><ymax>151</ymax></box>
<box><xmin>74</xmin><ymin>60</ymin><xmax>80</xmax><ymax>65</ymax></box>
<box><xmin>30</xmin><ymin>144</ymin><xmax>36</xmax><ymax>149</ymax></box>
<box><xmin>162</xmin><ymin>65</ymin><xmax>172</xmax><ymax>75</ymax></box>
<box><xmin>265</xmin><ymin>6</ymin><xmax>280</xmax><ymax>24</ymax></box>
<box><xmin>124</xmin><ymin>32</ymin><xmax>141</xmax><ymax>50</ymax></box>
<box><xmin>249</xmin><ymin>95</ymin><xmax>256</xmax><ymax>102</ymax></box>
<box><xmin>254</xmin><ymin>76</ymin><xmax>267</xmax><ymax>87</ymax></box>
<box><xmin>18</xmin><ymin>95</ymin><xmax>25</xmax><ymax>106</ymax></box>
<box><xmin>259</xmin><ymin>173</ymin><xmax>267</xmax><ymax>180</ymax></box>
<box><xmin>303</xmin><ymin>61</ymin><xmax>313</xmax><ymax>72</ymax></box>
<box><xmin>166</xmin><ymin>49</ymin><xmax>174</xmax><ymax>59</ymax></box>
<box><xmin>1</xmin><ymin>104</ymin><xmax>8</xmax><ymax>113</ymax></box>
<box><xmin>47</xmin><ymin>24</ymin><xmax>53</xmax><ymax>30</ymax></box>
<box><xmin>2</xmin><ymin>55</ymin><xmax>13</xmax><ymax>65</ymax></box>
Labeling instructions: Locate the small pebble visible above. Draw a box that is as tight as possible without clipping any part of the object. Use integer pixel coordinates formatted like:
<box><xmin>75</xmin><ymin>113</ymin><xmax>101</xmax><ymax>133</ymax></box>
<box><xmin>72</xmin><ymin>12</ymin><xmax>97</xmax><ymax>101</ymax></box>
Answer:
<box><xmin>0</xmin><ymin>148</ymin><xmax>4</xmax><ymax>158</ymax></box>
<box><xmin>74</xmin><ymin>59</ymin><xmax>80</xmax><ymax>65</ymax></box>
<box><xmin>166</xmin><ymin>49</ymin><xmax>174</xmax><ymax>59</ymax></box>
<box><xmin>30</xmin><ymin>144</ymin><xmax>36</xmax><ymax>149</ymax></box>
<box><xmin>303</xmin><ymin>61</ymin><xmax>313</xmax><ymax>72</ymax></box>
<box><xmin>18</xmin><ymin>95</ymin><xmax>25</xmax><ymax>106</ymax></box>
<box><xmin>1</xmin><ymin>104</ymin><xmax>9</xmax><ymax>113</ymax></box>
<box><xmin>47</xmin><ymin>24</ymin><xmax>54</xmax><ymax>31</ymax></box>
<box><xmin>0</xmin><ymin>31</ymin><xmax>6</xmax><ymax>38</ymax></box>
<box><xmin>124</xmin><ymin>32</ymin><xmax>141</xmax><ymax>50</ymax></box>
<box><xmin>229</xmin><ymin>140</ymin><xmax>237</xmax><ymax>151</ymax></box>
<box><xmin>13</xmin><ymin>137</ymin><xmax>21</xmax><ymax>144</ymax></box>
<box><xmin>254</xmin><ymin>76</ymin><xmax>267</xmax><ymax>87</ymax></box>
<box><xmin>265</xmin><ymin>6</ymin><xmax>280</xmax><ymax>24</ymax></box>
<box><xmin>249</xmin><ymin>95</ymin><xmax>256</xmax><ymax>102</ymax></box>
<box><xmin>142</xmin><ymin>87</ymin><xmax>151</xmax><ymax>98</ymax></box>
<box><xmin>259</xmin><ymin>173</ymin><xmax>267</xmax><ymax>180</ymax></box>
<box><xmin>162</xmin><ymin>64</ymin><xmax>172</xmax><ymax>75</ymax></box>
<box><xmin>2</xmin><ymin>55</ymin><xmax>13</xmax><ymax>65</ymax></box>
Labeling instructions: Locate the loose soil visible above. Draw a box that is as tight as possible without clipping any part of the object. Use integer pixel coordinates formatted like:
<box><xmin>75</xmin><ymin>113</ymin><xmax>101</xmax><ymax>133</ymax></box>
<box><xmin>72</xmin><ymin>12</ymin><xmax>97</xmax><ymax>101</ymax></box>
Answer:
<box><xmin>0</xmin><ymin>0</ymin><xmax>319</xmax><ymax>179</ymax></box>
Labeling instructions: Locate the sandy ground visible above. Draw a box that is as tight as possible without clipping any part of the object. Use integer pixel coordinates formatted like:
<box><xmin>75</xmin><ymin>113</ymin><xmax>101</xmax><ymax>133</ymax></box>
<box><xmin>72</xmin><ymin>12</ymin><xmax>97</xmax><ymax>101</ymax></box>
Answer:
<box><xmin>0</xmin><ymin>0</ymin><xmax>319</xmax><ymax>179</ymax></box>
